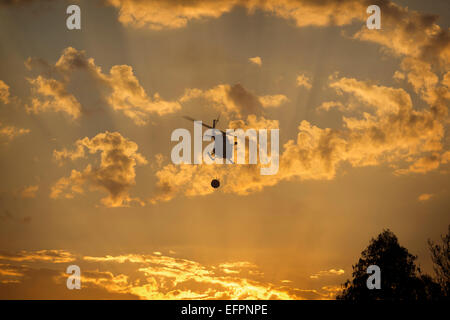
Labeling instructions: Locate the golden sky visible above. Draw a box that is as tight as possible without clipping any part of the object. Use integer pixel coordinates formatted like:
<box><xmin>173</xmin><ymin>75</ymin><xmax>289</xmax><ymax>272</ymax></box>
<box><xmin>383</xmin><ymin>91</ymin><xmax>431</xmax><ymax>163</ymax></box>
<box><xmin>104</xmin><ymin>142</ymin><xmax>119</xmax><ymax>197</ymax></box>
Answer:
<box><xmin>0</xmin><ymin>0</ymin><xmax>449</xmax><ymax>299</ymax></box>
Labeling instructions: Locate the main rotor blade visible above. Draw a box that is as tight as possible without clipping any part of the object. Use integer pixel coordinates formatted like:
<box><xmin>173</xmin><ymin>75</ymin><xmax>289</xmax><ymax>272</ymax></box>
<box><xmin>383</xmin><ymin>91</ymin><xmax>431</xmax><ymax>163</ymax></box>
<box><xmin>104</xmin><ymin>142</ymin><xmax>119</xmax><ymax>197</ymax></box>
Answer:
<box><xmin>182</xmin><ymin>116</ymin><xmax>237</xmax><ymax>137</ymax></box>
<box><xmin>182</xmin><ymin>116</ymin><xmax>214</xmax><ymax>129</ymax></box>
<box><xmin>210</xmin><ymin>128</ymin><xmax>233</xmax><ymax>137</ymax></box>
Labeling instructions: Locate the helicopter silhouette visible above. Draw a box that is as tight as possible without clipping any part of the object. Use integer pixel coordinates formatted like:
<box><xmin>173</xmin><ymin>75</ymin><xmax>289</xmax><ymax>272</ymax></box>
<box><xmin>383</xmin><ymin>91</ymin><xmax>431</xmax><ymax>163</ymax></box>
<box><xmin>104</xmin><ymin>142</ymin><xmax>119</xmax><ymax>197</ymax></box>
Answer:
<box><xmin>182</xmin><ymin>114</ymin><xmax>237</xmax><ymax>164</ymax></box>
<box><xmin>183</xmin><ymin>115</ymin><xmax>238</xmax><ymax>188</ymax></box>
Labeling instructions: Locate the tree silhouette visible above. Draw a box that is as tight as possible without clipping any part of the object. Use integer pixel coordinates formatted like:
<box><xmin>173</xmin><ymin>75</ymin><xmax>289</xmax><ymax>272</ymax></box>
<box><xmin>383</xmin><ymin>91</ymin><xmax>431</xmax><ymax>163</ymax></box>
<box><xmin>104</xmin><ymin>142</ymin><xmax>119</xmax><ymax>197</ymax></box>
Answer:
<box><xmin>337</xmin><ymin>229</ymin><xmax>442</xmax><ymax>300</ymax></box>
<box><xmin>428</xmin><ymin>225</ymin><xmax>450</xmax><ymax>299</ymax></box>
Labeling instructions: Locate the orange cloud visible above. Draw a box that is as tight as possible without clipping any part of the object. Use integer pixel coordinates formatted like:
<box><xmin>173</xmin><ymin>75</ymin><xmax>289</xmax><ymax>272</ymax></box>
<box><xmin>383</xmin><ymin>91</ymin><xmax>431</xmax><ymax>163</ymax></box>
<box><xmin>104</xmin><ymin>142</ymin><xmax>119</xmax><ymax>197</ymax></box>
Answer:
<box><xmin>0</xmin><ymin>249</ymin><xmax>340</xmax><ymax>299</ymax></box>
<box><xmin>83</xmin><ymin>252</ymin><xmax>320</xmax><ymax>299</ymax></box>
<box><xmin>0</xmin><ymin>250</ymin><xmax>75</xmax><ymax>263</ymax></box>
<box><xmin>180</xmin><ymin>84</ymin><xmax>287</xmax><ymax>118</ymax></box>
<box><xmin>51</xmin><ymin>131</ymin><xmax>147</xmax><ymax>207</ymax></box>
<box><xmin>354</xmin><ymin>1</ymin><xmax>450</xmax><ymax>68</ymax></box>
<box><xmin>26</xmin><ymin>76</ymin><xmax>81</xmax><ymax>120</ymax></box>
<box><xmin>296</xmin><ymin>74</ymin><xmax>312</xmax><ymax>89</ymax></box>
<box><xmin>105</xmin><ymin>0</ymin><xmax>366</xmax><ymax>31</ymax></box>
<box><xmin>0</xmin><ymin>80</ymin><xmax>11</xmax><ymax>104</ymax></box>
<box><xmin>0</xmin><ymin>122</ymin><xmax>29</xmax><ymax>143</ymax></box>
<box><xmin>249</xmin><ymin>56</ymin><xmax>262</xmax><ymax>67</ymax></box>
<box><xmin>259</xmin><ymin>94</ymin><xmax>289</xmax><ymax>108</ymax></box>
<box><xmin>317</xmin><ymin>101</ymin><xmax>345</xmax><ymax>112</ymax></box>
<box><xmin>418</xmin><ymin>193</ymin><xmax>434</xmax><ymax>202</ymax></box>
<box><xmin>310</xmin><ymin>268</ymin><xmax>345</xmax><ymax>279</ymax></box>
<box><xmin>20</xmin><ymin>185</ymin><xmax>39</xmax><ymax>199</ymax></box>
<box><xmin>26</xmin><ymin>47</ymin><xmax>181</xmax><ymax>125</ymax></box>
<box><xmin>105</xmin><ymin>0</ymin><xmax>238</xmax><ymax>30</ymax></box>
<box><xmin>0</xmin><ymin>264</ymin><xmax>25</xmax><ymax>278</ymax></box>
<box><xmin>400</xmin><ymin>154</ymin><xmax>442</xmax><ymax>174</ymax></box>
<box><xmin>105</xmin><ymin>65</ymin><xmax>181</xmax><ymax>125</ymax></box>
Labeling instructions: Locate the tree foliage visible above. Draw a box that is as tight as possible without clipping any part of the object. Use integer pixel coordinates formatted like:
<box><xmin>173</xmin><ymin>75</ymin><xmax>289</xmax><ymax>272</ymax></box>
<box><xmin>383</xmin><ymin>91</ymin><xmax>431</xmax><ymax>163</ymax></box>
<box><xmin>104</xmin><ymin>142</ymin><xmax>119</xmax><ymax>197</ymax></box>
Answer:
<box><xmin>428</xmin><ymin>225</ymin><xmax>450</xmax><ymax>298</ymax></box>
<box><xmin>337</xmin><ymin>229</ymin><xmax>445</xmax><ymax>300</ymax></box>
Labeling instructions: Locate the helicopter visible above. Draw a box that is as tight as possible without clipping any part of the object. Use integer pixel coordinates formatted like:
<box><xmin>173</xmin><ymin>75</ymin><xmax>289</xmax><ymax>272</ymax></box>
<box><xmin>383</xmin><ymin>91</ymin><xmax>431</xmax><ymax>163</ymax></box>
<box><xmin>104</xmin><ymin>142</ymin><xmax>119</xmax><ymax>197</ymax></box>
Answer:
<box><xmin>182</xmin><ymin>114</ymin><xmax>237</xmax><ymax>188</ymax></box>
